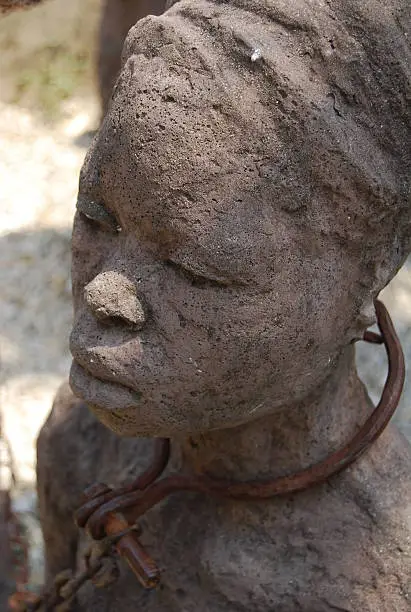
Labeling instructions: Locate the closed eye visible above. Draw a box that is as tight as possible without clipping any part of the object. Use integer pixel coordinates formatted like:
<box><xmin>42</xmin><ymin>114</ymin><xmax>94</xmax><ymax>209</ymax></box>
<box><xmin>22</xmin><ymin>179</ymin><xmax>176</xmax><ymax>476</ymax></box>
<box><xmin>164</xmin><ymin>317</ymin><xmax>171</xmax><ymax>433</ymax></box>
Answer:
<box><xmin>164</xmin><ymin>259</ymin><xmax>228</xmax><ymax>288</ymax></box>
<box><xmin>76</xmin><ymin>197</ymin><xmax>121</xmax><ymax>233</ymax></box>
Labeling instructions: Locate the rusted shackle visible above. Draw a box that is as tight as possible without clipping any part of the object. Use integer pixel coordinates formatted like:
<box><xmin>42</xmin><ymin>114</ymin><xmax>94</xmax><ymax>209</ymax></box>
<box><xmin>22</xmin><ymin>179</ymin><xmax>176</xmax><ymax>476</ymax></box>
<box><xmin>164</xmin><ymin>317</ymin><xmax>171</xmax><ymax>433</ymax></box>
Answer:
<box><xmin>80</xmin><ymin>483</ymin><xmax>160</xmax><ymax>590</ymax></box>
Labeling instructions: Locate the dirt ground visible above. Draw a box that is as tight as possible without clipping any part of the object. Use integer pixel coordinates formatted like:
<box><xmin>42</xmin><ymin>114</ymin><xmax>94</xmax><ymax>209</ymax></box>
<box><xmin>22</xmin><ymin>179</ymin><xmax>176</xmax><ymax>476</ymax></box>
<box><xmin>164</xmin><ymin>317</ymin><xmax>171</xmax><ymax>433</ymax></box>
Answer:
<box><xmin>0</xmin><ymin>0</ymin><xmax>410</xmax><ymax>594</ymax></box>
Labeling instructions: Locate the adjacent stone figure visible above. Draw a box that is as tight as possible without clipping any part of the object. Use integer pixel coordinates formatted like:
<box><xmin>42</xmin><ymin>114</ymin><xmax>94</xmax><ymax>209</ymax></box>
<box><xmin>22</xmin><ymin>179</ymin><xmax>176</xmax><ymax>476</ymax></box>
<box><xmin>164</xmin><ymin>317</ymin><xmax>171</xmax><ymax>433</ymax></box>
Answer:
<box><xmin>37</xmin><ymin>0</ymin><xmax>411</xmax><ymax>610</ymax></box>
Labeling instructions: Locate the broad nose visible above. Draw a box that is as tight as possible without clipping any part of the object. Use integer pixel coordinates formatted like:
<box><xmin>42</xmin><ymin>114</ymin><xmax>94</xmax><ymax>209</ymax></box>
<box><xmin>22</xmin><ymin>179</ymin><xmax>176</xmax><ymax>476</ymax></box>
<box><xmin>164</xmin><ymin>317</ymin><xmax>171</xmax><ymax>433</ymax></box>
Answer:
<box><xmin>84</xmin><ymin>271</ymin><xmax>146</xmax><ymax>329</ymax></box>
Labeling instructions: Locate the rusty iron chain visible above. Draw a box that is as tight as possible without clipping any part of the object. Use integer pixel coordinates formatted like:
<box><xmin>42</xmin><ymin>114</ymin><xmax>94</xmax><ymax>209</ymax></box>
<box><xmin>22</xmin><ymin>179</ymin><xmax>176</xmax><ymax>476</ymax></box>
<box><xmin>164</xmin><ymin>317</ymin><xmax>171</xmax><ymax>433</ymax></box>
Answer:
<box><xmin>10</xmin><ymin>522</ymin><xmax>142</xmax><ymax>611</ymax></box>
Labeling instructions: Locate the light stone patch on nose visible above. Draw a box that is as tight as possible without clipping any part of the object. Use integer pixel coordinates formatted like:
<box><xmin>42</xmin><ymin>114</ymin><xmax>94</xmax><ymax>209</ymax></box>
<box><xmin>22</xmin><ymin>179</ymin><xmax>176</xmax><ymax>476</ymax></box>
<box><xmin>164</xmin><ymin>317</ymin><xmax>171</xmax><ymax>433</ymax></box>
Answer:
<box><xmin>84</xmin><ymin>271</ymin><xmax>146</xmax><ymax>328</ymax></box>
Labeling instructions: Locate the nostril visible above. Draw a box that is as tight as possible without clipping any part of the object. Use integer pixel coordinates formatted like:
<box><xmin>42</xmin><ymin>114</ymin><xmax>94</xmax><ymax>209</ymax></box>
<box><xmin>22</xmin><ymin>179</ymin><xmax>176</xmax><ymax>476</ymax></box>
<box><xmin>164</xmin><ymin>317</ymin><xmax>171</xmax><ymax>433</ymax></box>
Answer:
<box><xmin>84</xmin><ymin>271</ymin><xmax>147</xmax><ymax>329</ymax></box>
<box><xmin>103</xmin><ymin>312</ymin><xmax>145</xmax><ymax>330</ymax></box>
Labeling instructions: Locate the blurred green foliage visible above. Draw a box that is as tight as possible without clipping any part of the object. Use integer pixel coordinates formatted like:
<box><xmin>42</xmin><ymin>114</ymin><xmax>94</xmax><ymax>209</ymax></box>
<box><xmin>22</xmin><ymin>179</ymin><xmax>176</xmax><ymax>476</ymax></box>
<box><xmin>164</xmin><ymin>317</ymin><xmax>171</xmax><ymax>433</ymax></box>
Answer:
<box><xmin>0</xmin><ymin>0</ymin><xmax>101</xmax><ymax>121</ymax></box>
<box><xmin>12</xmin><ymin>46</ymin><xmax>89</xmax><ymax>119</ymax></box>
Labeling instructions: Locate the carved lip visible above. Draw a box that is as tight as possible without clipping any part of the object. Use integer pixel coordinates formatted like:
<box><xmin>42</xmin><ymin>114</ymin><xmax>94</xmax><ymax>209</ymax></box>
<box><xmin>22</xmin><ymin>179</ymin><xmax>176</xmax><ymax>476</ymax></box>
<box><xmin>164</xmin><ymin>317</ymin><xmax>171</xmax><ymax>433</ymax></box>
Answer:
<box><xmin>69</xmin><ymin>330</ymin><xmax>145</xmax><ymax>394</ymax></box>
<box><xmin>69</xmin><ymin>360</ymin><xmax>143</xmax><ymax>411</ymax></box>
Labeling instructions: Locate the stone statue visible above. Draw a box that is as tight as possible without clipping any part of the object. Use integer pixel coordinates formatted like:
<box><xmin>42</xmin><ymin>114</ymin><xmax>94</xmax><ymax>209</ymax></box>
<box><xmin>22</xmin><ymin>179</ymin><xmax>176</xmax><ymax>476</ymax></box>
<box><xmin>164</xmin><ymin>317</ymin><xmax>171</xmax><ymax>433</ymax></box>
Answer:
<box><xmin>36</xmin><ymin>0</ymin><xmax>411</xmax><ymax>610</ymax></box>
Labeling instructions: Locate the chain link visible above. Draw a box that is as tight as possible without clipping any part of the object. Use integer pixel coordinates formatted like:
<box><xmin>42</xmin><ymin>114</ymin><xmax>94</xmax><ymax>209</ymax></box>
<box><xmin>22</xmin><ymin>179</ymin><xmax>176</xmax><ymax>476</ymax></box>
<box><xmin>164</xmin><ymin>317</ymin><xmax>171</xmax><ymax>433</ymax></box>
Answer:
<box><xmin>14</xmin><ymin>523</ymin><xmax>141</xmax><ymax>612</ymax></box>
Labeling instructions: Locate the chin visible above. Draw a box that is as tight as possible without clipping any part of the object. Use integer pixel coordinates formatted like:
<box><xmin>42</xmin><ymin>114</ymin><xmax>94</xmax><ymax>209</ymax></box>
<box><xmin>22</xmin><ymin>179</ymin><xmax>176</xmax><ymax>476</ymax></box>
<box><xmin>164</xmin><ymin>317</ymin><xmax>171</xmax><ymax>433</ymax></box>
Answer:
<box><xmin>69</xmin><ymin>360</ymin><xmax>272</xmax><ymax>437</ymax></box>
<box><xmin>86</xmin><ymin>403</ymin><xmax>146</xmax><ymax>437</ymax></box>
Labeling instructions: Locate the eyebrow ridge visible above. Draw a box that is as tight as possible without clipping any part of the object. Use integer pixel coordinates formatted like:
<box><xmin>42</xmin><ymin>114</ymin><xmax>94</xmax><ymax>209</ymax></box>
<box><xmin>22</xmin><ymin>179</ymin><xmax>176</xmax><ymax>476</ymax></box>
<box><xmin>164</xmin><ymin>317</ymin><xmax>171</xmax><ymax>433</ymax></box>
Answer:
<box><xmin>77</xmin><ymin>197</ymin><xmax>120</xmax><ymax>230</ymax></box>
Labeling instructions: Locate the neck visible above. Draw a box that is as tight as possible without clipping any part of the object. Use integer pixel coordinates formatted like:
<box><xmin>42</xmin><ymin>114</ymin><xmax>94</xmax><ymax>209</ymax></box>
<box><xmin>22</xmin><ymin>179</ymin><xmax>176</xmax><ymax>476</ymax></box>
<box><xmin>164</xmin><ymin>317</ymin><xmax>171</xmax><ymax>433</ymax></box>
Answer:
<box><xmin>175</xmin><ymin>346</ymin><xmax>372</xmax><ymax>481</ymax></box>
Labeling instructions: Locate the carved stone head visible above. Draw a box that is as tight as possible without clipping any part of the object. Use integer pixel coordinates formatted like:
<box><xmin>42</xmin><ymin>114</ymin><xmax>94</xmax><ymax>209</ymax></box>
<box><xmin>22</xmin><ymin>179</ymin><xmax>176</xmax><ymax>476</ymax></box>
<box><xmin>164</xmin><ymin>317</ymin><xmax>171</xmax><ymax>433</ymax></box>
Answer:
<box><xmin>69</xmin><ymin>0</ymin><xmax>410</xmax><ymax>436</ymax></box>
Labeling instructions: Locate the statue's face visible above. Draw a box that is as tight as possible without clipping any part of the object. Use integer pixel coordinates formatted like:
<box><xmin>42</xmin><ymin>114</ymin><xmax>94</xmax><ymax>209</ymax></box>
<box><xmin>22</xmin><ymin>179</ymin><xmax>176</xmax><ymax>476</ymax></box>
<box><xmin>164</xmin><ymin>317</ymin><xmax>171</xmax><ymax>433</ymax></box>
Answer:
<box><xmin>69</xmin><ymin>43</ymin><xmax>367</xmax><ymax>437</ymax></box>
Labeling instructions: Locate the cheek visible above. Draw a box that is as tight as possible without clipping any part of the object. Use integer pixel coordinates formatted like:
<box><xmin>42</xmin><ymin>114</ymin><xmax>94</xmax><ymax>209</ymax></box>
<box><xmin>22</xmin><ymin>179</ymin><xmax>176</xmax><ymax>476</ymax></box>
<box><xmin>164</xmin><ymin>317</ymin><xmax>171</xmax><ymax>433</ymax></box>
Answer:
<box><xmin>175</xmin><ymin>291</ymin><xmax>335</xmax><ymax>395</ymax></box>
<box><xmin>154</xmin><ymin>285</ymin><xmax>276</xmax><ymax>375</ymax></box>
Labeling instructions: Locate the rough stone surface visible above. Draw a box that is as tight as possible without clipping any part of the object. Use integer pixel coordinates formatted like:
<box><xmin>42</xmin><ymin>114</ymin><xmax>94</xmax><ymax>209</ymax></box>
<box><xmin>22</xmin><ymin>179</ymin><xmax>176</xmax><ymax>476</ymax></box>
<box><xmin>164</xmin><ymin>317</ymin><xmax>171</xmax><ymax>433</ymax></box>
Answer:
<box><xmin>84</xmin><ymin>270</ymin><xmax>147</xmax><ymax>327</ymax></box>
<box><xmin>36</xmin><ymin>1</ymin><xmax>411</xmax><ymax>611</ymax></box>
<box><xmin>70</xmin><ymin>0</ymin><xmax>410</xmax><ymax>436</ymax></box>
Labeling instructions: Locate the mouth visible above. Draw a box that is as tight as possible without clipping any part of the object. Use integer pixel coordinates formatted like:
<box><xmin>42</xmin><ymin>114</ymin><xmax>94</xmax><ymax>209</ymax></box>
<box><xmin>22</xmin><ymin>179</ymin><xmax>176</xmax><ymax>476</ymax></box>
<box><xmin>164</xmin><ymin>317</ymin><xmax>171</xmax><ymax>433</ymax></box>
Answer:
<box><xmin>69</xmin><ymin>323</ymin><xmax>147</xmax><ymax>392</ymax></box>
<box><xmin>70</xmin><ymin>360</ymin><xmax>144</xmax><ymax>414</ymax></box>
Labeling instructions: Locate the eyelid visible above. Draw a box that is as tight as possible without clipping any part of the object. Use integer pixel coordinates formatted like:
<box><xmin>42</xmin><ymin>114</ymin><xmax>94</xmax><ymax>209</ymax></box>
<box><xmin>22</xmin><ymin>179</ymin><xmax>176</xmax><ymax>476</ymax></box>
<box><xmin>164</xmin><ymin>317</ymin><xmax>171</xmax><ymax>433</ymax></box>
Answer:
<box><xmin>165</xmin><ymin>259</ymin><xmax>228</xmax><ymax>287</ymax></box>
<box><xmin>76</xmin><ymin>197</ymin><xmax>121</xmax><ymax>232</ymax></box>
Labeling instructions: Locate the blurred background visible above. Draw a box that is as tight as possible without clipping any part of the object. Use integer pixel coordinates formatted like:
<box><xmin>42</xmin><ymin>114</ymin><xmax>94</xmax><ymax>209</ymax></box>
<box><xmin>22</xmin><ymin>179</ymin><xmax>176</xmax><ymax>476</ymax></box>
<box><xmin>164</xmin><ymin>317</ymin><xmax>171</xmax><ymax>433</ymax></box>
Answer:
<box><xmin>0</xmin><ymin>0</ymin><xmax>101</xmax><ymax>595</ymax></box>
<box><xmin>0</xmin><ymin>0</ymin><xmax>410</xmax><ymax>597</ymax></box>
